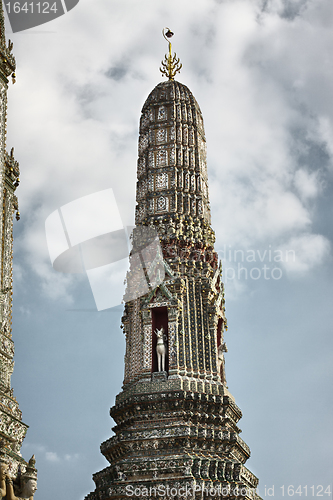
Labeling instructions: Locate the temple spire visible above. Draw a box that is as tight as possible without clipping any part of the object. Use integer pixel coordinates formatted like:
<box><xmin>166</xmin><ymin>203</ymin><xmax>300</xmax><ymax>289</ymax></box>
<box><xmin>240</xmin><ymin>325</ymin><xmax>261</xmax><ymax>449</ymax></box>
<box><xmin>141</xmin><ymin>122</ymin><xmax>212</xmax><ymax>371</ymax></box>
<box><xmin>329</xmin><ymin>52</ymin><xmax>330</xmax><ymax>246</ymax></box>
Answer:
<box><xmin>86</xmin><ymin>35</ymin><xmax>262</xmax><ymax>500</ymax></box>
<box><xmin>0</xmin><ymin>4</ymin><xmax>36</xmax><ymax>493</ymax></box>
<box><xmin>0</xmin><ymin>0</ymin><xmax>5</xmax><ymax>47</ymax></box>
<box><xmin>0</xmin><ymin>1</ymin><xmax>16</xmax><ymax>85</ymax></box>
<box><xmin>159</xmin><ymin>27</ymin><xmax>182</xmax><ymax>81</ymax></box>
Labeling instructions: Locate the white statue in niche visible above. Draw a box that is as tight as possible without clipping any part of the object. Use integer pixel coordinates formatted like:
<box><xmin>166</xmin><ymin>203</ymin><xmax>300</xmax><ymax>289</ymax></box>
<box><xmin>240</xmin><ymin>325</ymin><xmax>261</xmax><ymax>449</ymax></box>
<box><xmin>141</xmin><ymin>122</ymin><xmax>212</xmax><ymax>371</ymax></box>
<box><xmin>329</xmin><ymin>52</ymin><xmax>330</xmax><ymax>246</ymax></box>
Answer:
<box><xmin>217</xmin><ymin>342</ymin><xmax>228</xmax><ymax>385</ymax></box>
<box><xmin>155</xmin><ymin>327</ymin><xmax>167</xmax><ymax>372</ymax></box>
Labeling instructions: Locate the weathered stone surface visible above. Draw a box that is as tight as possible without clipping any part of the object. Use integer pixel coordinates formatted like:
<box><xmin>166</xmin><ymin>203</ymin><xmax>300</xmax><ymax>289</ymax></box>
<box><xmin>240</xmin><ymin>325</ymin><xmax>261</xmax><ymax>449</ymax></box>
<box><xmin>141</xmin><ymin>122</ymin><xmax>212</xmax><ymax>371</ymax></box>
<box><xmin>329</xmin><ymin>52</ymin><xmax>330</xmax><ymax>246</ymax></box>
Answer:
<box><xmin>0</xmin><ymin>2</ymin><xmax>36</xmax><ymax>486</ymax></box>
<box><xmin>87</xmin><ymin>68</ymin><xmax>261</xmax><ymax>500</ymax></box>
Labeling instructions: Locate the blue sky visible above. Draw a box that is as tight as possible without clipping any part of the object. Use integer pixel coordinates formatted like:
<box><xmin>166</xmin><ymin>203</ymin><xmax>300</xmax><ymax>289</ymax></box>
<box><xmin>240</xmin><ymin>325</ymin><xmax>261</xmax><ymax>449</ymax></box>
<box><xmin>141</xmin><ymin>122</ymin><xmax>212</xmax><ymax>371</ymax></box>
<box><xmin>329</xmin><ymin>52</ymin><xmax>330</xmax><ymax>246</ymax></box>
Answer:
<box><xmin>4</xmin><ymin>0</ymin><xmax>333</xmax><ymax>498</ymax></box>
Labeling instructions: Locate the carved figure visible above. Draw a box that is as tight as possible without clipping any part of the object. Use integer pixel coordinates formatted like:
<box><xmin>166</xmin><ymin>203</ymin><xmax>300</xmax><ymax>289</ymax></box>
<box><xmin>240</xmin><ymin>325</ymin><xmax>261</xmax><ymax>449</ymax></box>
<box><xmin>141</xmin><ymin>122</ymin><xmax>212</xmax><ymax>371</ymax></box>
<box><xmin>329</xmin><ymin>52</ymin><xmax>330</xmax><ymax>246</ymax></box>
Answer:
<box><xmin>5</xmin><ymin>476</ymin><xmax>37</xmax><ymax>500</ymax></box>
<box><xmin>0</xmin><ymin>462</ymin><xmax>8</xmax><ymax>497</ymax></box>
<box><xmin>155</xmin><ymin>327</ymin><xmax>166</xmax><ymax>372</ymax></box>
<box><xmin>217</xmin><ymin>343</ymin><xmax>228</xmax><ymax>384</ymax></box>
<box><xmin>1</xmin><ymin>320</ymin><xmax>7</xmax><ymax>334</ymax></box>
<box><xmin>5</xmin><ymin>455</ymin><xmax>37</xmax><ymax>500</ymax></box>
<box><xmin>115</xmin><ymin>465</ymin><xmax>126</xmax><ymax>481</ymax></box>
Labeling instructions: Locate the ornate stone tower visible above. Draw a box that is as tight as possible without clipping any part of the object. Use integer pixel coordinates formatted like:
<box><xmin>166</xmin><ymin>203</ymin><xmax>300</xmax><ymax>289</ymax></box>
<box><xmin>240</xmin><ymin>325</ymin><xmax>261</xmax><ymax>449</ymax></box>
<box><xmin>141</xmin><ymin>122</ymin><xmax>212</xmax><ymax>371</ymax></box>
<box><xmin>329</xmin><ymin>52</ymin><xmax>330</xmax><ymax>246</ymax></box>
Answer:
<box><xmin>0</xmin><ymin>2</ymin><xmax>37</xmax><ymax>486</ymax></box>
<box><xmin>87</xmin><ymin>31</ymin><xmax>260</xmax><ymax>500</ymax></box>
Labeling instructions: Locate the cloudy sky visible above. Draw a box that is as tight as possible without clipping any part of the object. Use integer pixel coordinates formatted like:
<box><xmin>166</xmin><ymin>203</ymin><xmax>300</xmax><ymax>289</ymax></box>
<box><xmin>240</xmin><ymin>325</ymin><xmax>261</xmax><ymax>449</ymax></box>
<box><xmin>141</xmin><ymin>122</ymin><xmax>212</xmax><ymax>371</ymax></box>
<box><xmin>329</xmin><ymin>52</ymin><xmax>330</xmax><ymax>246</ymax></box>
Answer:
<box><xmin>4</xmin><ymin>0</ymin><xmax>333</xmax><ymax>499</ymax></box>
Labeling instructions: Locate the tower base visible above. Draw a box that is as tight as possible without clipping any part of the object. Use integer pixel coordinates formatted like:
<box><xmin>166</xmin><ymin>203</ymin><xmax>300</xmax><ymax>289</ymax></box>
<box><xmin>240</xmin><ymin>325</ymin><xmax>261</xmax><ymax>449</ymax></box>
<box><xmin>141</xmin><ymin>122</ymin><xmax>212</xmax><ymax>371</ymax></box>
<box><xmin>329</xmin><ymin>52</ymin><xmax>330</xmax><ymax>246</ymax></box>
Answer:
<box><xmin>85</xmin><ymin>379</ymin><xmax>260</xmax><ymax>500</ymax></box>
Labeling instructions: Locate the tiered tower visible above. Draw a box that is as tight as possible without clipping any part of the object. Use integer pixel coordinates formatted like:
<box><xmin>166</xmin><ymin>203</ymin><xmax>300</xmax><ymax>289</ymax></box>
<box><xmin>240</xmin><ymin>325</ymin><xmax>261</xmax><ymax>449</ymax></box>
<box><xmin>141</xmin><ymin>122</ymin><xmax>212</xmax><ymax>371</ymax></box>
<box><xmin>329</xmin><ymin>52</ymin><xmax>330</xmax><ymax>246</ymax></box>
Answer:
<box><xmin>87</xmin><ymin>31</ymin><xmax>260</xmax><ymax>500</ymax></box>
<box><xmin>0</xmin><ymin>2</ymin><xmax>37</xmax><ymax>483</ymax></box>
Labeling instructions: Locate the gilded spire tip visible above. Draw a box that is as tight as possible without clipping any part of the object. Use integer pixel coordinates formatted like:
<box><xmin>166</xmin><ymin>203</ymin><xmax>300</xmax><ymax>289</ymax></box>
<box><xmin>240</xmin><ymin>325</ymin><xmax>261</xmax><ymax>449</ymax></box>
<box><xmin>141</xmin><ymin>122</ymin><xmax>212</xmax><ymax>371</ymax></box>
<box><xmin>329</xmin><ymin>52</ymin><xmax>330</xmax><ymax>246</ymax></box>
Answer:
<box><xmin>160</xmin><ymin>27</ymin><xmax>182</xmax><ymax>81</ymax></box>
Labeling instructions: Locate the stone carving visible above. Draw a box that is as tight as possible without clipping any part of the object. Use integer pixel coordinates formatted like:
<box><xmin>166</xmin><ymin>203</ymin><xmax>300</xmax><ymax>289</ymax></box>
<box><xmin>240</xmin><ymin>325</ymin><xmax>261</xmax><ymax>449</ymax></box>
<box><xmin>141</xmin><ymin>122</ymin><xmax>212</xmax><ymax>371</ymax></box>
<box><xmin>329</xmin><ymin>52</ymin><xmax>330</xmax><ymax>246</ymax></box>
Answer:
<box><xmin>0</xmin><ymin>462</ymin><xmax>7</xmax><ymax>497</ymax></box>
<box><xmin>86</xmin><ymin>62</ymin><xmax>261</xmax><ymax>500</ymax></box>
<box><xmin>142</xmin><ymin>324</ymin><xmax>152</xmax><ymax>369</ymax></box>
<box><xmin>5</xmin><ymin>477</ymin><xmax>37</xmax><ymax>500</ymax></box>
<box><xmin>5</xmin><ymin>455</ymin><xmax>37</xmax><ymax>500</ymax></box>
<box><xmin>1</xmin><ymin>320</ymin><xmax>7</xmax><ymax>335</ymax></box>
<box><xmin>168</xmin><ymin>322</ymin><xmax>177</xmax><ymax>363</ymax></box>
<box><xmin>155</xmin><ymin>327</ymin><xmax>166</xmax><ymax>372</ymax></box>
<box><xmin>0</xmin><ymin>4</ymin><xmax>39</xmax><ymax>487</ymax></box>
<box><xmin>217</xmin><ymin>342</ymin><xmax>228</xmax><ymax>384</ymax></box>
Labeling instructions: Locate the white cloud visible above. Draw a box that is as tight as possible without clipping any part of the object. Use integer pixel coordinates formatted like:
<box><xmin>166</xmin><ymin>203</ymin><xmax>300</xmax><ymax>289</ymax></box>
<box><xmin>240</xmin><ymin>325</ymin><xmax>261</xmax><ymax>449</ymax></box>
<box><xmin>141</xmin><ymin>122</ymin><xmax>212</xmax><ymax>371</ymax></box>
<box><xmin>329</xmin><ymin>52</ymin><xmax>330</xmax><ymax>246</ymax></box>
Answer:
<box><xmin>19</xmin><ymin>306</ymin><xmax>31</xmax><ymax>316</ymax></box>
<box><xmin>64</xmin><ymin>453</ymin><xmax>80</xmax><ymax>462</ymax></box>
<box><xmin>279</xmin><ymin>233</ymin><xmax>331</xmax><ymax>274</ymax></box>
<box><xmin>6</xmin><ymin>0</ymin><xmax>333</xmax><ymax>301</ymax></box>
<box><xmin>45</xmin><ymin>451</ymin><xmax>81</xmax><ymax>463</ymax></box>
<box><xmin>294</xmin><ymin>168</ymin><xmax>323</xmax><ymax>200</ymax></box>
<box><xmin>23</xmin><ymin>444</ymin><xmax>80</xmax><ymax>464</ymax></box>
<box><xmin>45</xmin><ymin>452</ymin><xmax>60</xmax><ymax>463</ymax></box>
<box><xmin>13</xmin><ymin>263</ymin><xmax>24</xmax><ymax>284</ymax></box>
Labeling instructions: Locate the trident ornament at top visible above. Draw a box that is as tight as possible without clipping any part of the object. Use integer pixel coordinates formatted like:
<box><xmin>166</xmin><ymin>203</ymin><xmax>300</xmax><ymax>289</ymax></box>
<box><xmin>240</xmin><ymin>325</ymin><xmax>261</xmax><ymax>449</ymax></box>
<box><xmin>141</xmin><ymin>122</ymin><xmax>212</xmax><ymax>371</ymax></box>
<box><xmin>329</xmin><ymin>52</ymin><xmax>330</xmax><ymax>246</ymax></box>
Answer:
<box><xmin>160</xmin><ymin>28</ymin><xmax>182</xmax><ymax>81</ymax></box>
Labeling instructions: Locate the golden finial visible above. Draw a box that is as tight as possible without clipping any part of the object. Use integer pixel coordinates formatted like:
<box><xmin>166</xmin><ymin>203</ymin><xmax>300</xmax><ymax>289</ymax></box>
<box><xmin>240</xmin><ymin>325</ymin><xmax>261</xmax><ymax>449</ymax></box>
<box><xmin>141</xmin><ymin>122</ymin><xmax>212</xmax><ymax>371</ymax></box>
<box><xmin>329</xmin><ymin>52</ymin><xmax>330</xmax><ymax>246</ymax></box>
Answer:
<box><xmin>159</xmin><ymin>28</ymin><xmax>182</xmax><ymax>81</ymax></box>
